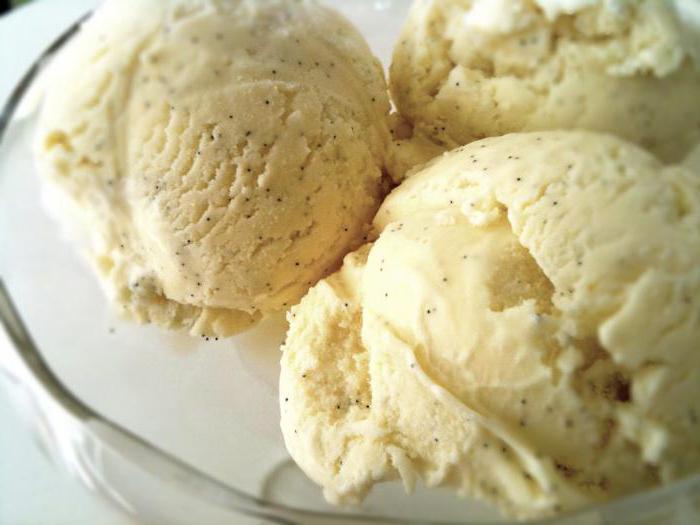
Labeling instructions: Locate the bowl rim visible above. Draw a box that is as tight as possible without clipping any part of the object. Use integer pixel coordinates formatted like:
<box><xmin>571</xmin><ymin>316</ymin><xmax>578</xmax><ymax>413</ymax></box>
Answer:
<box><xmin>0</xmin><ymin>10</ymin><xmax>699</xmax><ymax>525</ymax></box>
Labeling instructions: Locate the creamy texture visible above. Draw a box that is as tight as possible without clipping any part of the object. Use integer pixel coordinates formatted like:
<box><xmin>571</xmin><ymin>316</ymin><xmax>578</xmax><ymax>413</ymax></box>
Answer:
<box><xmin>280</xmin><ymin>131</ymin><xmax>700</xmax><ymax>518</ymax></box>
<box><xmin>462</xmin><ymin>0</ymin><xmax>537</xmax><ymax>33</ymax></box>
<box><xmin>459</xmin><ymin>0</ymin><xmax>700</xmax><ymax>67</ymax></box>
<box><xmin>535</xmin><ymin>0</ymin><xmax>638</xmax><ymax>19</ymax></box>
<box><xmin>385</xmin><ymin>113</ymin><xmax>446</xmax><ymax>182</ymax></box>
<box><xmin>390</xmin><ymin>0</ymin><xmax>700</xmax><ymax>163</ymax></box>
<box><xmin>36</xmin><ymin>0</ymin><xmax>390</xmax><ymax>336</ymax></box>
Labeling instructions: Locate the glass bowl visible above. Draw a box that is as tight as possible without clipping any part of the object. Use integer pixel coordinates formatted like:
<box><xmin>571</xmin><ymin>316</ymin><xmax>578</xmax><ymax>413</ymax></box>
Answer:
<box><xmin>1</xmin><ymin>2</ymin><xmax>699</xmax><ymax>524</ymax></box>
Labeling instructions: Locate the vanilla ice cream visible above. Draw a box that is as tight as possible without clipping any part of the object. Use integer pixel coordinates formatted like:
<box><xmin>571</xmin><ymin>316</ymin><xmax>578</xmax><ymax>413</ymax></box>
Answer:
<box><xmin>385</xmin><ymin>113</ymin><xmax>446</xmax><ymax>181</ymax></box>
<box><xmin>390</xmin><ymin>0</ymin><xmax>700</xmax><ymax>163</ymax></box>
<box><xmin>280</xmin><ymin>131</ymin><xmax>700</xmax><ymax>518</ymax></box>
<box><xmin>35</xmin><ymin>0</ymin><xmax>390</xmax><ymax>336</ymax></box>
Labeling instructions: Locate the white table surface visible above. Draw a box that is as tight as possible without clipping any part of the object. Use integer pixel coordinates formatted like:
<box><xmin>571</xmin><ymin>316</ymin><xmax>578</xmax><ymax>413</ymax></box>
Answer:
<box><xmin>0</xmin><ymin>2</ymin><xmax>137</xmax><ymax>523</ymax></box>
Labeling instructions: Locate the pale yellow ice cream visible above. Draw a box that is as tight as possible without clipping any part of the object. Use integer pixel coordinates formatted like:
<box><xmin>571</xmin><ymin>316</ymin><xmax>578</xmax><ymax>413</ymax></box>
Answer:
<box><xmin>386</xmin><ymin>113</ymin><xmax>447</xmax><ymax>182</ymax></box>
<box><xmin>280</xmin><ymin>131</ymin><xmax>700</xmax><ymax>518</ymax></box>
<box><xmin>35</xmin><ymin>0</ymin><xmax>390</xmax><ymax>336</ymax></box>
<box><xmin>390</xmin><ymin>0</ymin><xmax>700</xmax><ymax>164</ymax></box>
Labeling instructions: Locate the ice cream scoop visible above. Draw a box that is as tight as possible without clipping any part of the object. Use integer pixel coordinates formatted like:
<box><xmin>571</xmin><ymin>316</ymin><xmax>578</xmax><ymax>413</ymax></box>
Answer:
<box><xmin>390</xmin><ymin>0</ymin><xmax>700</xmax><ymax>164</ymax></box>
<box><xmin>280</xmin><ymin>131</ymin><xmax>700</xmax><ymax>518</ymax></box>
<box><xmin>35</xmin><ymin>0</ymin><xmax>390</xmax><ymax>336</ymax></box>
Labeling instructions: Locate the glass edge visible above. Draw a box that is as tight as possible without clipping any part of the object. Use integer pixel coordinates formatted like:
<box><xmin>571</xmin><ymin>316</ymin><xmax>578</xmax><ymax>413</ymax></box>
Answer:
<box><xmin>0</xmin><ymin>10</ymin><xmax>698</xmax><ymax>525</ymax></box>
